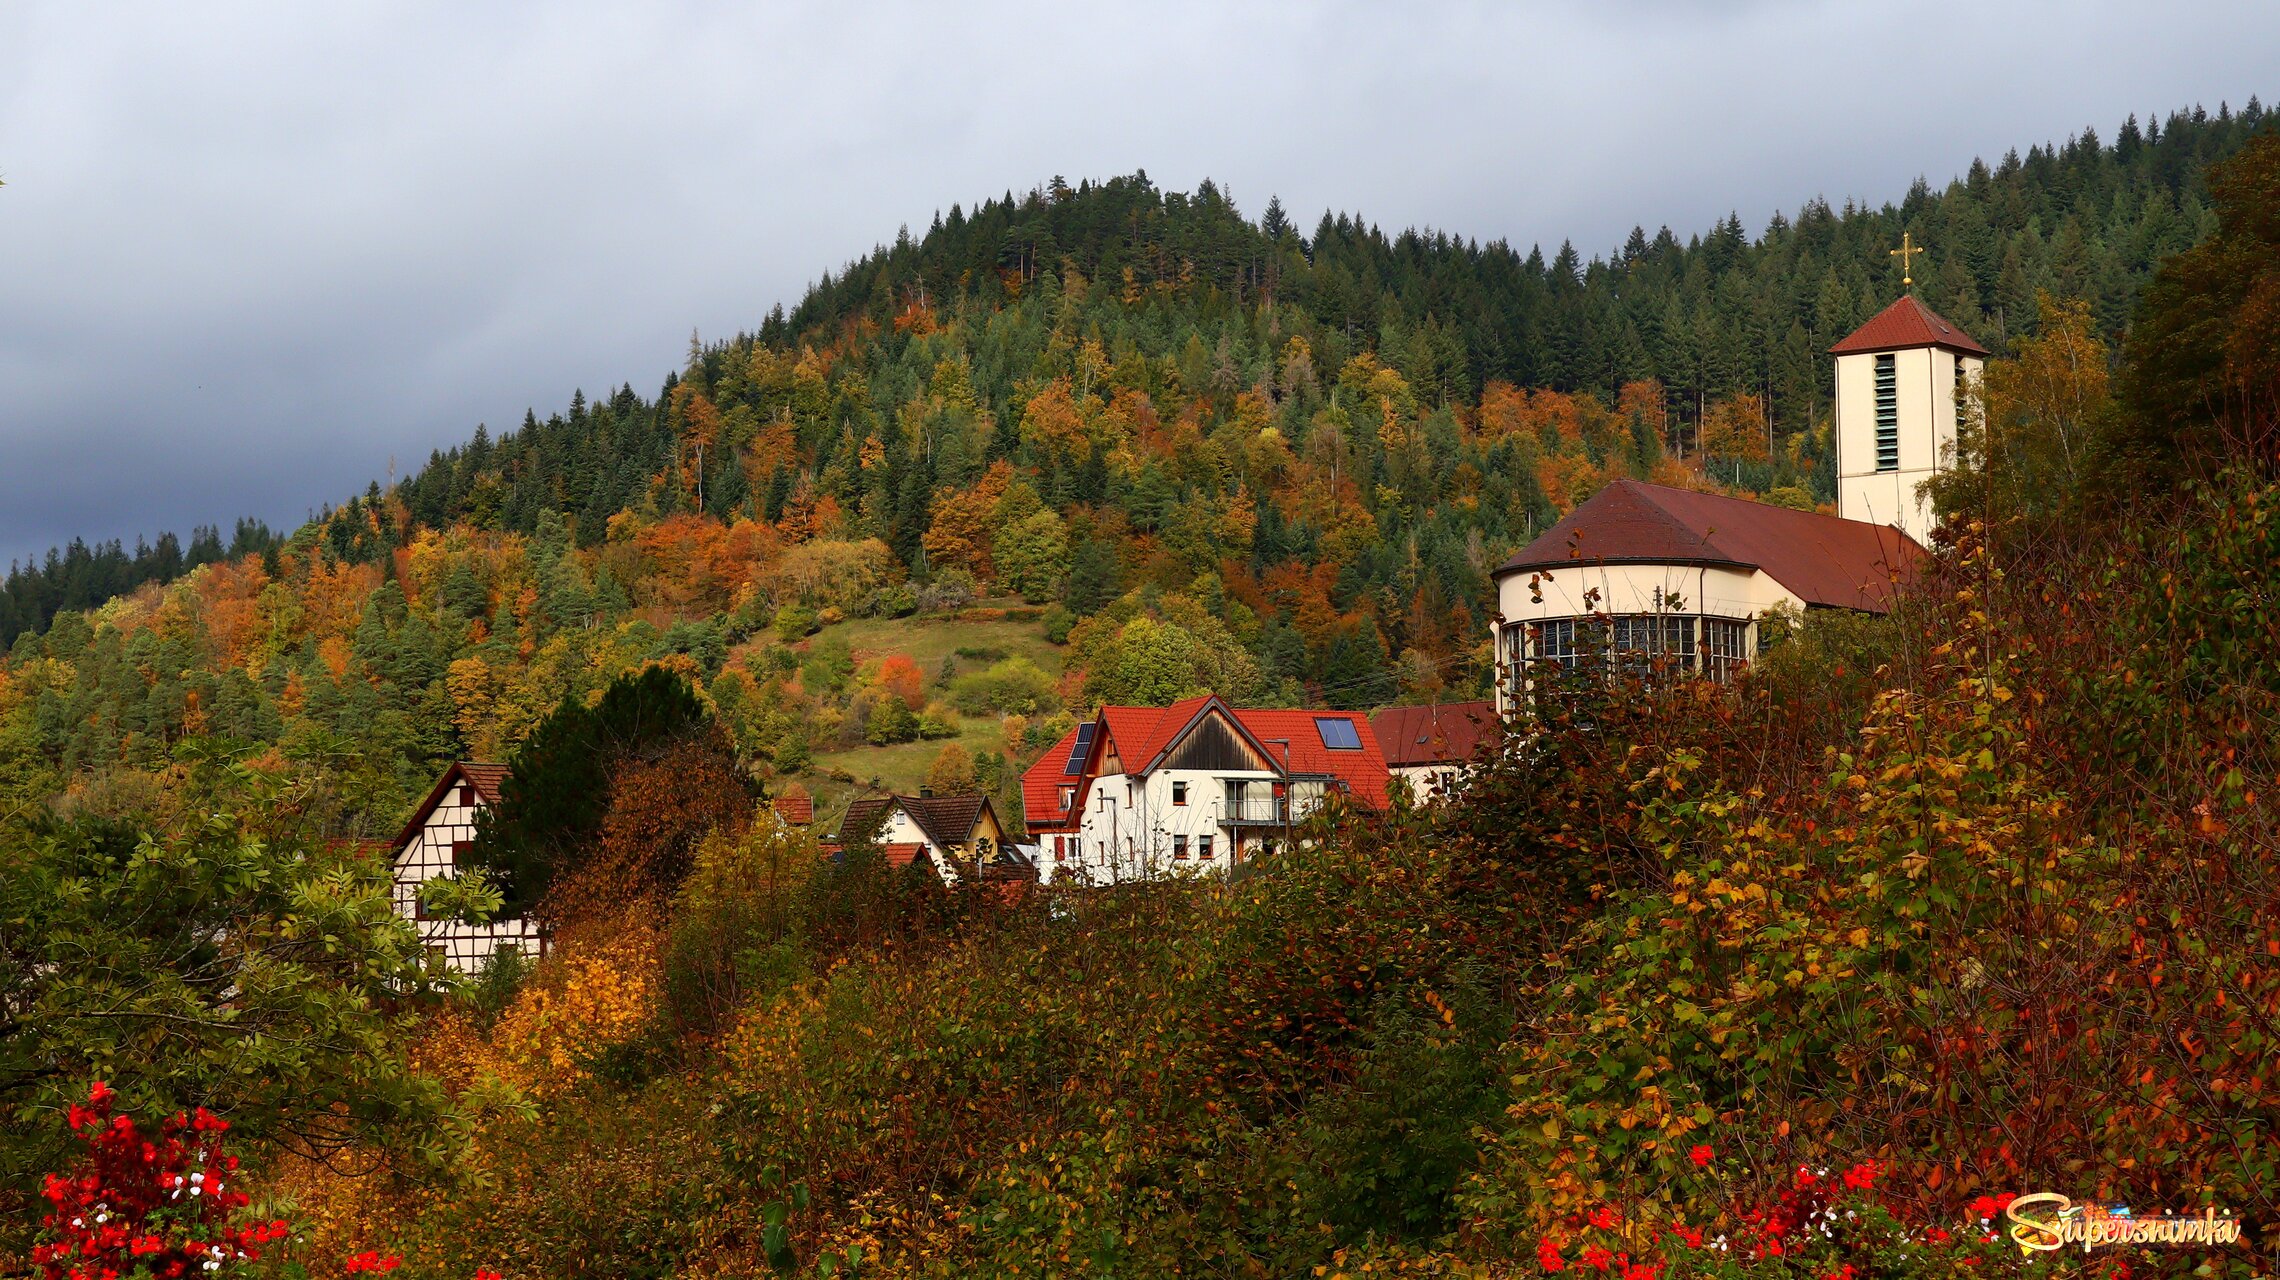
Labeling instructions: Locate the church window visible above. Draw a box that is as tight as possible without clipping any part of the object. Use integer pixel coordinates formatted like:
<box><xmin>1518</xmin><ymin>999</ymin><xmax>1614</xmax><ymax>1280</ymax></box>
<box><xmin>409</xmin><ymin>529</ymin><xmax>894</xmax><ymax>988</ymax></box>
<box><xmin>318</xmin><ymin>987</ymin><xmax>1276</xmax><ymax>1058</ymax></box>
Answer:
<box><xmin>1705</xmin><ymin>618</ymin><xmax>1750</xmax><ymax>681</ymax></box>
<box><xmin>1534</xmin><ymin>618</ymin><xmax>1582</xmax><ymax>669</ymax></box>
<box><xmin>1874</xmin><ymin>354</ymin><xmax>1899</xmax><ymax>472</ymax></box>
<box><xmin>1610</xmin><ymin>615</ymin><xmax>1696</xmax><ymax>677</ymax></box>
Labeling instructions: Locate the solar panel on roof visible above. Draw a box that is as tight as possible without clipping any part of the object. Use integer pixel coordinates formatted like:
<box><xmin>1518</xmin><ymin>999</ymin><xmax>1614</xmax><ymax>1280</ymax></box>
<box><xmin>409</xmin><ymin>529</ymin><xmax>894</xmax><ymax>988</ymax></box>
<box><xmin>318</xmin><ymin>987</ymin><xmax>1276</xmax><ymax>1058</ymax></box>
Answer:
<box><xmin>1063</xmin><ymin>722</ymin><xmax>1096</xmax><ymax>774</ymax></box>
<box><xmin>1315</xmin><ymin>717</ymin><xmax>1362</xmax><ymax>750</ymax></box>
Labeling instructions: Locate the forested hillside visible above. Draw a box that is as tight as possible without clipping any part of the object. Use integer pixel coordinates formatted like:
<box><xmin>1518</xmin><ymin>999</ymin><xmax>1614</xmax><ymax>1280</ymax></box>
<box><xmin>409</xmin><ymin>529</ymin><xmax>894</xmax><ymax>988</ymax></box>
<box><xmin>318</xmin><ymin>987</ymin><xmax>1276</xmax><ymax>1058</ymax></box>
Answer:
<box><xmin>0</xmin><ymin>103</ymin><xmax>2269</xmax><ymax>837</ymax></box>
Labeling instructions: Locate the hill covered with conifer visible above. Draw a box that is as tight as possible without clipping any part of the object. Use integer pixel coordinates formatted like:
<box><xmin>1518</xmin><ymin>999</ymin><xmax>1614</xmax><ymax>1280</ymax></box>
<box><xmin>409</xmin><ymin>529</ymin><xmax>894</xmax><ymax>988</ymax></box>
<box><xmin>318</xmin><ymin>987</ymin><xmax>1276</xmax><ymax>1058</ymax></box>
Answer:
<box><xmin>0</xmin><ymin>101</ymin><xmax>2270</xmax><ymax>837</ymax></box>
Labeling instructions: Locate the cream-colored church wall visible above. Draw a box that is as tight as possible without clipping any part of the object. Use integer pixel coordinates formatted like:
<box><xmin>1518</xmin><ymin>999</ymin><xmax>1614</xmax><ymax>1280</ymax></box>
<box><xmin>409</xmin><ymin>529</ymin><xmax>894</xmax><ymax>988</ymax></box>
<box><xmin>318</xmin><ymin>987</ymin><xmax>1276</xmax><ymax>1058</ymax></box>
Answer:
<box><xmin>1491</xmin><ymin>562</ymin><xmax>1800</xmax><ymax>713</ymax></box>
<box><xmin>1495</xmin><ymin>560</ymin><xmax>1798</xmax><ymax>628</ymax></box>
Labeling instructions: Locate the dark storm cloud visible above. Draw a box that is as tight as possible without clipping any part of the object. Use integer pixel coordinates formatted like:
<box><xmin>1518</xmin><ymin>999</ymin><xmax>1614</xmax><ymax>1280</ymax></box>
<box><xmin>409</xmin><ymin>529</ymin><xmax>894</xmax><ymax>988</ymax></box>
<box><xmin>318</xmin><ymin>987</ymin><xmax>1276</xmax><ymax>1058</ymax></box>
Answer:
<box><xmin>1</xmin><ymin>1</ymin><xmax>2273</xmax><ymax>565</ymax></box>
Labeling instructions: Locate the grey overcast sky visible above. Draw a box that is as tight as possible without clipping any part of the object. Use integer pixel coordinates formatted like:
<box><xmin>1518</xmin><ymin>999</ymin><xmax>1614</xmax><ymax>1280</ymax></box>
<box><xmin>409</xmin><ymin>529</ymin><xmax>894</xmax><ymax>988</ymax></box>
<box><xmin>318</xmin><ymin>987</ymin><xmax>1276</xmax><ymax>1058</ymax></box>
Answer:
<box><xmin>1</xmin><ymin>2</ymin><xmax>2273</xmax><ymax>567</ymax></box>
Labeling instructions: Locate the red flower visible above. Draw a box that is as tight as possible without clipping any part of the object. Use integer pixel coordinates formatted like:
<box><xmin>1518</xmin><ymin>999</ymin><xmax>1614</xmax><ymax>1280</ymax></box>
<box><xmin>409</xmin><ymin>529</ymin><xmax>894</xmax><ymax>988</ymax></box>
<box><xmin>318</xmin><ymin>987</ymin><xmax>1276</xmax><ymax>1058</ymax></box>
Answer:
<box><xmin>1580</xmin><ymin>1245</ymin><xmax>1614</xmax><ymax>1271</ymax></box>
<box><xmin>1840</xmin><ymin>1160</ymin><xmax>1879</xmax><ymax>1189</ymax></box>
<box><xmin>1688</xmin><ymin>1144</ymin><xmax>1714</xmax><ymax>1167</ymax></box>
<box><xmin>1537</xmin><ymin>1237</ymin><xmax>1567</xmax><ymax>1272</ymax></box>
<box><xmin>475</xmin><ymin>1271</ymin><xmax>504</xmax><ymax>1280</ymax></box>
<box><xmin>344</xmin><ymin>1251</ymin><xmax>404</xmax><ymax>1274</ymax></box>
<box><xmin>1588</xmin><ymin>1206</ymin><xmax>1619</xmax><ymax>1230</ymax></box>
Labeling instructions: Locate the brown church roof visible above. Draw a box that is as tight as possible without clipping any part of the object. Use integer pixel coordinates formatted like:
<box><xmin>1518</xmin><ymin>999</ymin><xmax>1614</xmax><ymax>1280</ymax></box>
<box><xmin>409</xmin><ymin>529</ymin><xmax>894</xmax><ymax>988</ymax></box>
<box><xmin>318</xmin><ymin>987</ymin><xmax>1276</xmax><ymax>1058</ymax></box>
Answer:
<box><xmin>1370</xmin><ymin>701</ymin><xmax>1497</xmax><ymax>768</ymax></box>
<box><xmin>1494</xmin><ymin>480</ymin><xmax>1924</xmax><ymax>613</ymax></box>
<box><xmin>1830</xmin><ymin>295</ymin><xmax>1989</xmax><ymax>357</ymax></box>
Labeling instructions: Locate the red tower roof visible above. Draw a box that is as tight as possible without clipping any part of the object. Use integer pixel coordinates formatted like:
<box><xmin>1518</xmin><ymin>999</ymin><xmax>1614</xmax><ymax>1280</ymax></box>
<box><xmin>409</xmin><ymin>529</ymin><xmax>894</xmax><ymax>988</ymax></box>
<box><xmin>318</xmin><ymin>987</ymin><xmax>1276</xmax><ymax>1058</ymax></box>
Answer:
<box><xmin>1830</xmin><ymin>294</ymin><xmax>1988</xmax><ymax>357</ymax></box>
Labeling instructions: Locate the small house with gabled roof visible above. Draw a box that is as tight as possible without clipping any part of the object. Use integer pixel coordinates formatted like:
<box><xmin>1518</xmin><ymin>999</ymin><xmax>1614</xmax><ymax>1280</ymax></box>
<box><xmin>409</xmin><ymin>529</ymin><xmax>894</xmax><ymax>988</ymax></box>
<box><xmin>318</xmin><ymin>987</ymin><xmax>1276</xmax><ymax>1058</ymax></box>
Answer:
<box><xmin>390</xmin><ymin>760</ymin><xmax>545</xmax><ymax>973</ymax></box>
<box><xmin>1370</xmin><ymin>700</ymin><xmax>1496</xmax><ymax>800</ymax></box>
<box><xmin>826</xmin><ymin>791</ymin><xmax>1015</xmax><ymax>883</ymax></box>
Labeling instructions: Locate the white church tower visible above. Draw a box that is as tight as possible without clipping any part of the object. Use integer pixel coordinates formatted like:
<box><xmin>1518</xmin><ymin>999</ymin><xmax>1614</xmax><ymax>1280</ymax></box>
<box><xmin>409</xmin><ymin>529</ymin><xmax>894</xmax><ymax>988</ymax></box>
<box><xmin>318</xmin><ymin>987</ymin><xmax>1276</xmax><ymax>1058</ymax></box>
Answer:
<box><xmin>1830</xmin><ymin>238</ymin><xmax>1988</xmax><ymax>545</ymax></box>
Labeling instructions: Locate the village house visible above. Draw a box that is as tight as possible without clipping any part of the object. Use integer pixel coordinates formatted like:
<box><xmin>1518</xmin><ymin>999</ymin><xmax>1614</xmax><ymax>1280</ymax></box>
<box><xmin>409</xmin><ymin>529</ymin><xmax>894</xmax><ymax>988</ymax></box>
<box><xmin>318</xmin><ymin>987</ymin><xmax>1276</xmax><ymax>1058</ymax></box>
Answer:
<box><xmin>1022</xmin><ymin>694</ymin><xmax>1391</xmax><ymax>885</ymax></box>
<box><xmin>390</xmin><ymin>761</ymin><xmax>545</xmax><ymax>973</ymax></box>
<box><xmin>826</xmin><ymin>790</ymin><xmax>1021</xmax><ymax>883</ymax></box>
<box><xmin>1490</xmin><ymin>292</ymin><xmax>1980</xmax><ymax>711</ymax></box>
<box><xmin>1369</xmin><ymin>700</ymin><xmax>1496</xmax><ymax>800</ymax></box>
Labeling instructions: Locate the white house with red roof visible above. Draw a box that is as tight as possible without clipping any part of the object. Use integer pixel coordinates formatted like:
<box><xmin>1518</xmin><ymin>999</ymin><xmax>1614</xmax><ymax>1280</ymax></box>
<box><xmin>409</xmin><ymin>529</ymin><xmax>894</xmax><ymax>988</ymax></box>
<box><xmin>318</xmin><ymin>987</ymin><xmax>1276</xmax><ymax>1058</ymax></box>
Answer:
<box><xmin>391</xmin><ymin>760</ymin><xmax>545</xmax><ymax>973</ymax></box>
<box><xmin>1490</xmin><ymin>294</ymin><xmax>1982</xmax><ymax>712</ymax></box>
<box><xmin>1022</xmin><ymin>695</ymin><xmax>1390</xmax><ymax>884</ymax></box>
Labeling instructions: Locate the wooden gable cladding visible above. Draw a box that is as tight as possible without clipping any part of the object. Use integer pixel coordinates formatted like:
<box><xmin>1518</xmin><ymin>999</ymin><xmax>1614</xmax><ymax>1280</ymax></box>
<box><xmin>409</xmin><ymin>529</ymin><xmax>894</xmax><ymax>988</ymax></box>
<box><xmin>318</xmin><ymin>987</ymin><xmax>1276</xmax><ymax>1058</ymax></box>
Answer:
<box><xmin>1161</xmin><ymin>709</ymin><xmax>1273</xmax><ymax>772</ymax></box>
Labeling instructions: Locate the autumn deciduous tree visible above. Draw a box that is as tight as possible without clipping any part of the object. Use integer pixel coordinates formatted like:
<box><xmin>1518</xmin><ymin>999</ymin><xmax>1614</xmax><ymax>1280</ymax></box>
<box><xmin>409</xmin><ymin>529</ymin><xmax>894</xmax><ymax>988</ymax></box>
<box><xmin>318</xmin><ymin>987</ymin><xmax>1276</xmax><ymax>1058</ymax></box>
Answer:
<box><xmin>587</xmin><ymin>736</ymin><xmax>755</xmax><ymax>902</ymax></box>
<box><xmin>471</xmin><ymin>666</ymin><xmax>748</xmax><ymax>914</ymax></box>
<box><xmin>1934</xmin><ymin>293</ymin><xmax>2115</xmax><ymax>521</ymax></box>
<box><xmin>924</xmin><ymin>742</ymin><xmax>977</xmax><ymax>795</ymax></box>
<box><xmin>922</xmin><ymin>462</ymin><xmax>1014</xmax><ymax>581</ymax></box>
<box><xmin>1698</xmin><ymin>392</ymin><xmax>1770</xmax><ymax>461</ymax></box>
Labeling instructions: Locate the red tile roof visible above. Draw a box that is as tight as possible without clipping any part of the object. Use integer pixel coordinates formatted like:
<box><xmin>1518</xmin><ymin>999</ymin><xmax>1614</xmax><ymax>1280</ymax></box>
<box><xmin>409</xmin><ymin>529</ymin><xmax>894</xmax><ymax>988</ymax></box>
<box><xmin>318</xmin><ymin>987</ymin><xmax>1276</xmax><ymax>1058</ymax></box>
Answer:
<box><xmin>1370</xmin><ymin>701</ymin><xmax>1497</xmax><ymax>768</ymax></box>
<box><xmin>772</xmin><ymin>793</ymin><xmax>814</xmax><ymax>825</ymax></box>
<box><xmin>1231</xmin><ymin>707</ymin><xmax>1391</xmax><ymax>805</ymax></box>
<box><xmin>1021</xmin><ymin>727</ymin><xmax>1088</xmax><ymax>831</ymax></box>
<box><xmin>1830</xmin><ymin>294</ymin><xmax>1988</xmax><ymax>357</ymax></box>
<box><xmin>1023</xmin><ymin>698</ymin><xmax>1394</xmax><ymax>828</ymax></box>
<box><xmin>1495</xmin><ymin>480</ymin><xmax>1924</xmax><ymax>613</ymax></box>
<box><xmin>881</xmin><ymin>842</ymin><xmax>929</xmax><ymax>869</ymax></box>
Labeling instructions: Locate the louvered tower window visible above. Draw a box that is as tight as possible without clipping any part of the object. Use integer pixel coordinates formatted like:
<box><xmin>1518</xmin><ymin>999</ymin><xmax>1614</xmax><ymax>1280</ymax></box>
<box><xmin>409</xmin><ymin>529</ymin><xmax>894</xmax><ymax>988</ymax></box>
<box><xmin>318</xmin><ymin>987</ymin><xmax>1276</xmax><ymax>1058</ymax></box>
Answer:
<box><xmin>1873</xmin><ymin>353</ymin><xmax>1899</xmax><ymax>472</ymax></box>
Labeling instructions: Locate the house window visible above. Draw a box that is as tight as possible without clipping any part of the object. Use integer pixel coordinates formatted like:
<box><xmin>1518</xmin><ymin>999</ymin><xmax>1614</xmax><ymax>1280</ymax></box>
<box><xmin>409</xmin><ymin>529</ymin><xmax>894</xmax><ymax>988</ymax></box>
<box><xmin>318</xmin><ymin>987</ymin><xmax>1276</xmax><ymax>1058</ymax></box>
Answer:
<box><xmin>450</xmin><ymin>840</ymin><xmax>470</xmax><ymax>867</ymax></box>
<box><xmin>1172</xmin><ymin>835</ymin><xmax>1189</xmax><ymax>859</ymax></box>
<box><xmin>1314</xmin><ymin>717</ymin><xmax>1363</xmax><ymax>750</ymax></box>
<box><xmin>1059</xmin><ymin>785</ymin><xmax>1075</xmax><ymax>809</ymax></box>
<box><xmin>1705</xmin><ymin>618</ymin><xmax>1751</xmax><ymax>681</ymax></box>
<box><xmin>1198</xmin><ymin>834</ymin><xmax>1214</xmax><ymax>860</ymax></box>
<box><xmin>1874</xmin><ymin>353</ymin><xmax>1899</xmax><ymax>472</ymax></box>
<box><xmin>1053</xmin><ymin>835</ymin><xmax>1066</xmax><ymax>862</ymax></box>
<box><xmin>977</xmin><ymin>836</ymin><xmax>993</xmax><ymax>859</ymax></box>
<box><xmin>1172</xmin><ymin>780</ymin><xmax>1188</xmax><ymax>806</ymax></box>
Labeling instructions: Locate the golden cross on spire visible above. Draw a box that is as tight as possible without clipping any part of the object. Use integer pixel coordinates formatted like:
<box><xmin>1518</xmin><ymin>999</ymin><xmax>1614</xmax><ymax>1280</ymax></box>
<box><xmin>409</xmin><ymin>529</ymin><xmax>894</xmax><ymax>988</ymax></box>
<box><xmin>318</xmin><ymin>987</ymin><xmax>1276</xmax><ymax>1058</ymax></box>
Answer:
<box><xmin>1890</xmin><ymin>231</ymin><xmax>1927</xmax><ymax>287</ymax></box>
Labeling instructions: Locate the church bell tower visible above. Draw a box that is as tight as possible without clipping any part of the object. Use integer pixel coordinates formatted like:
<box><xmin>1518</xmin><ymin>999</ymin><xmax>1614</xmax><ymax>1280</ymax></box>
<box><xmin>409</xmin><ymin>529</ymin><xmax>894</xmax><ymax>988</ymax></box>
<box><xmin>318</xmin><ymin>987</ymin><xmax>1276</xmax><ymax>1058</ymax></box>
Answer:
<box><xmin>1830</xmin><ymin>239</ymin><xmax>1988</xmax><ymax>545</ymax></box>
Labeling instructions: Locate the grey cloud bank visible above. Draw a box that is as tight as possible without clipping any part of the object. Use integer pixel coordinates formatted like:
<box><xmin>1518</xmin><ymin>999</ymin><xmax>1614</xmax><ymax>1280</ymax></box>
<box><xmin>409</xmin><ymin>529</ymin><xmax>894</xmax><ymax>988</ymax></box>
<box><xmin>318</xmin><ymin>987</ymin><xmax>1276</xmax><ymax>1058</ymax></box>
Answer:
<box><xmin>1</xmin><ymin>0</ymin><xmax>2274</xmax><ymax>566</ymax></box>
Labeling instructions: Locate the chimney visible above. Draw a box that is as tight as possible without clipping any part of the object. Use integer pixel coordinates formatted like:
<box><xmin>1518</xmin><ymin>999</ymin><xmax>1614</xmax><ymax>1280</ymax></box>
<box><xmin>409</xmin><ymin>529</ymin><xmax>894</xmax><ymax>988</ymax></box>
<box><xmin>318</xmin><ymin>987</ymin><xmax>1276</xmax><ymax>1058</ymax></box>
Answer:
<box><xmin>919</xmin><ymin>786</ymin><xmax>934</xmax><ymax>798</ymax></box>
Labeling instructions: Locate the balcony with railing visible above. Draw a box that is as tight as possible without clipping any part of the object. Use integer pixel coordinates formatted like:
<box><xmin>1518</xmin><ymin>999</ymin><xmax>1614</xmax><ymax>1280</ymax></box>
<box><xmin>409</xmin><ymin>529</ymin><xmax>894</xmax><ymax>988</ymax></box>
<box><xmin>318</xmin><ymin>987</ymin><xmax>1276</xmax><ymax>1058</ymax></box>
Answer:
<box><xmin>1220</xmin><ymin>795</ymin><xmax>1289</xmax><ymax>825</ymax></box>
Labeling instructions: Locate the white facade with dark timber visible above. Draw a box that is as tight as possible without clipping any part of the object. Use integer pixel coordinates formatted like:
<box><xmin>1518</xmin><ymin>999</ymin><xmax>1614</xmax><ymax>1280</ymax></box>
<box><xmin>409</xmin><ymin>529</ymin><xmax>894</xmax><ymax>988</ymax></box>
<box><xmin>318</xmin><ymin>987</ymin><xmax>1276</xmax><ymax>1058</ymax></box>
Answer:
<box><xmin>391</xmin><ymin>761</ymin><xmax>545</xmax><ymax>973</ymax></box>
